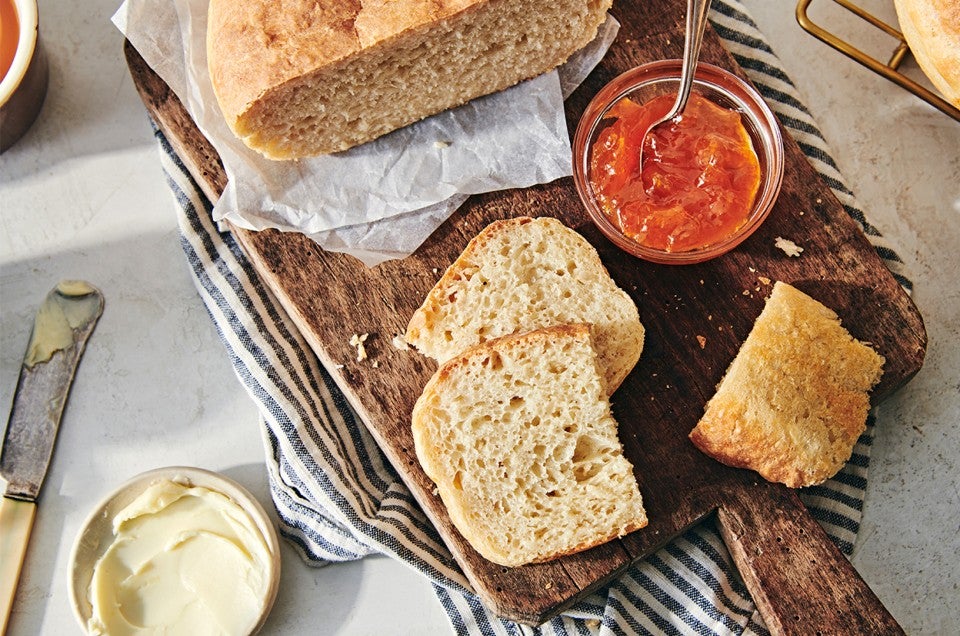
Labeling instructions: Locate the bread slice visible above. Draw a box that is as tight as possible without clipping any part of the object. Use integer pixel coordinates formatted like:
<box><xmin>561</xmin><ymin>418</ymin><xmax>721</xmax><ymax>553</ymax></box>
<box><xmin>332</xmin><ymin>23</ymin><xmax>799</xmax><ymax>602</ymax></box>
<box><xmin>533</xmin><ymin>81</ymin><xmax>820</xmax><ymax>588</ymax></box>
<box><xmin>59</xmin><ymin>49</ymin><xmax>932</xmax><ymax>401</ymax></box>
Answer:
<box><xmin>405</xmin><ymin>217</ymin><xmax>644</xmax><ymax>394</ymax></box>
<box><xmin>689</xmin><ymin>282</ymin><xmax>885</xmax><ymax>488</ymax></box>
<box><xmin>412</xmin><ymin>323</ymin><xmax>647</xmax><ymax>567</ymax></box>
<box><xmin>206</xmin><ymin>0</ymin><xmax>612</xmax><ymax>158</ymax></box>
<box><xmin>893</xmin><ymin>0</ymin><xmax>960</xmax><ymax>106</ymax></box>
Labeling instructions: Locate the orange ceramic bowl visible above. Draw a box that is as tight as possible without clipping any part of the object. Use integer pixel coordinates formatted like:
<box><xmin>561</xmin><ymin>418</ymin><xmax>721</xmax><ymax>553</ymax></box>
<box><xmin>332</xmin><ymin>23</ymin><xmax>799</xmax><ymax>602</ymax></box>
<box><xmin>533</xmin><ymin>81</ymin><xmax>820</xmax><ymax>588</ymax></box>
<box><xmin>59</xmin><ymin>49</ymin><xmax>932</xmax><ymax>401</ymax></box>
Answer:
<box><xmin>573</xmin><ymin>60</ymin><xmax>784</xmax><ymax>265</ymax></box>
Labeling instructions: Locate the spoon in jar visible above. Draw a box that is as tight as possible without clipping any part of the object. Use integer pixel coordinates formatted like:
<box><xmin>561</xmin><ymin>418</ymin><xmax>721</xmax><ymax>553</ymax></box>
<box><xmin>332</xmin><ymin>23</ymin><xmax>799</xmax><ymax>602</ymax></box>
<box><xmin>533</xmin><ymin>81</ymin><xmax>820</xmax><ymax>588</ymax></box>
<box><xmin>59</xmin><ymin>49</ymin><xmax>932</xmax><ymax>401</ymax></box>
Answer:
<box><xmin>638</xmin><ymin>0</ymin><xmax>713</xmax><ymax>167</ymax></box>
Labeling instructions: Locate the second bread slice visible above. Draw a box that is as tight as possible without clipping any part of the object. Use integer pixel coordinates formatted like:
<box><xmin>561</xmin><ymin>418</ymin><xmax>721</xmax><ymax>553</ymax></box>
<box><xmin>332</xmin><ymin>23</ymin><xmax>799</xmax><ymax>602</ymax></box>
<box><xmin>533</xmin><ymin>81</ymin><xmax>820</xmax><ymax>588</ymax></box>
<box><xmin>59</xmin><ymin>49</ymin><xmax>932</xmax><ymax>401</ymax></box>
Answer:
<box><xmin>405</xmin><ymin>216</ymin><xmax>644</xmax><ymax>394</ymax></box>
<box><xmin>411</xmin><ymin>324</ymin><xmax>647</xmax><ymax>567</ymax></box>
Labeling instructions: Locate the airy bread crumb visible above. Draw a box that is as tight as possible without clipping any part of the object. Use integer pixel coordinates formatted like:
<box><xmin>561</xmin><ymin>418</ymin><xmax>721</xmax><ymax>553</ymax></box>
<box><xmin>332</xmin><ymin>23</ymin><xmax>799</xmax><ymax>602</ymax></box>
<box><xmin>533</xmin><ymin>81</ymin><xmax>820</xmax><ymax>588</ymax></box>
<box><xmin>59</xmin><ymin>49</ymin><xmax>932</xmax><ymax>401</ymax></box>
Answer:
<box><xmin>350</xmin><ymin>333</ymin><xmax>369</xmax><ymax>361</ymax></box>
<box><xmin>405</xmin><ymin>217</ymin><xmax>644</xmax><ymax>394</ymax></box>
<box><xmin>774</xmin><ymin>236</ymin><xmax>803</xmax><ymax>257</ymax></box>
<box><xmin>207</xmin><ymin>0</ymin><xmax>612</xmax><ymax>158</ymax></box>
<box><xmin>412</xmin><ymin>324</ymin><xmax>647</xmax><ymax>566</ymax></box>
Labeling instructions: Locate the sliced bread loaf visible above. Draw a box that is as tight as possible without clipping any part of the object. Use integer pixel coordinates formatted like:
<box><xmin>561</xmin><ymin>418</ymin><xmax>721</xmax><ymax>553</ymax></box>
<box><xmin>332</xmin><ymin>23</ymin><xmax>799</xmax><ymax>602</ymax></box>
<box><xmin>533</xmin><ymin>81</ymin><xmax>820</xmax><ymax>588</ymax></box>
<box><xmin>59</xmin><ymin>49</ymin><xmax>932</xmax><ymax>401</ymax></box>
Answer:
<box><xmin>689</xmin><ymin>282</ymin><xmax>885</xmax><ymax>488</ymax></box>
<box><xmin>405</xmin><ymin>217</ymin><xmax>644</xmax><ymax>394</ymax></box>
<box><xmin>206</xmin><ymin>0</ymin><xmax>612</xmax><ymax>158</ymax></box>
<box><xmin>411</xmin><ymin>323</ymin><xmax>647</xmax><ymax>567</ymax></box>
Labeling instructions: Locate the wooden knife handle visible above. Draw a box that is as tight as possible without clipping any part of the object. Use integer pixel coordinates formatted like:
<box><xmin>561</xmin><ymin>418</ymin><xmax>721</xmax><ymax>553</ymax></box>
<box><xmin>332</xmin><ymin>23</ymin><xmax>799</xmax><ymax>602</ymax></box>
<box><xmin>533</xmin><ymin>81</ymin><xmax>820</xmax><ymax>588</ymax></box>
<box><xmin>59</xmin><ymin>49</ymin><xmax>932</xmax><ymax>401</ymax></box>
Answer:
<box><xmin>717</xmin><ymin>484</ymin><xmax>903</xmax><ymax>635</ymax></box>
<box><xmin>0</xmin><ymin>497</ymin><xmax>36</xmax><ymax>635</ymax></box>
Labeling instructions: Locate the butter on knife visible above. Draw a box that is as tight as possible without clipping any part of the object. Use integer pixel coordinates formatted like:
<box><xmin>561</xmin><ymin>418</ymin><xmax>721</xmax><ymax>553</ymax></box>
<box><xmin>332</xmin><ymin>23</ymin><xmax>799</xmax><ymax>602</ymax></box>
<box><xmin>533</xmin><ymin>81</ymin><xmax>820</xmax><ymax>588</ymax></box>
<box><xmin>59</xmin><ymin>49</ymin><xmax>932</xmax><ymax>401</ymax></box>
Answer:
<box><xmin>0</xmin><ymin>281</ymin><xmax>103</xmax><ymax>634</ymax></box>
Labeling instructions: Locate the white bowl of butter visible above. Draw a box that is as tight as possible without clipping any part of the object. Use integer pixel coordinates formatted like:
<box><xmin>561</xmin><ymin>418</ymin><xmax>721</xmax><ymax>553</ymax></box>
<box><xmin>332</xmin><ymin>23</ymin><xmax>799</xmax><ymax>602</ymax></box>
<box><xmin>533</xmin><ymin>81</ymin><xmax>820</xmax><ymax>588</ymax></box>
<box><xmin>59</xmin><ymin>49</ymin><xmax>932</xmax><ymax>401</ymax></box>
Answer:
<box><xmin>69</xmin><ymin>467</ymin><xmax>281</xmax><ymax>635</ymax></box>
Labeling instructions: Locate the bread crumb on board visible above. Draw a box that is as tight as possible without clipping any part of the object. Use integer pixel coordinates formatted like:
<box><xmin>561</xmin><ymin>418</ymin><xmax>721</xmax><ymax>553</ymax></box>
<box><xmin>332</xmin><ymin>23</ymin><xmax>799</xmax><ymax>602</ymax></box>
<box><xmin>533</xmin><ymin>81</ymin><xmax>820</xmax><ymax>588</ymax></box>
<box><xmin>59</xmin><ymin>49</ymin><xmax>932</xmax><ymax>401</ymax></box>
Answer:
<box><xmin>350</xmin><ymin>333</ymin><xmax>369</xmax><ymax>361</ymax></box>
<box><xmin>392</xmin><ymin>334</ymin><xmax>410</xmax><ymax>351</ymax></box>
<box><xmin>774</xmin><ymin>236</ymin><xmax>804</xmax><ymax>257</ymax></box>
<box><xmin>697</xmin><ymin>335</ymin><xmax>707</xmax><ymax>349</ymax></box>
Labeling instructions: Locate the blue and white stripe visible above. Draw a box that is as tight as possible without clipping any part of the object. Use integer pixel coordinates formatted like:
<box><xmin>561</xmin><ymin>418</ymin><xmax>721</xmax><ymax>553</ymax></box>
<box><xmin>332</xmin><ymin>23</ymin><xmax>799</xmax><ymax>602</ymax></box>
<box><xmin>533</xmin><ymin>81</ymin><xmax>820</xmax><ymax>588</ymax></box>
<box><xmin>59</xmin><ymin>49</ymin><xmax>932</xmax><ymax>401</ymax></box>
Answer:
<box><xmin>153</xmin><ymin>1</ymin><xmax>911</xmax><ymax>633</ymax></box>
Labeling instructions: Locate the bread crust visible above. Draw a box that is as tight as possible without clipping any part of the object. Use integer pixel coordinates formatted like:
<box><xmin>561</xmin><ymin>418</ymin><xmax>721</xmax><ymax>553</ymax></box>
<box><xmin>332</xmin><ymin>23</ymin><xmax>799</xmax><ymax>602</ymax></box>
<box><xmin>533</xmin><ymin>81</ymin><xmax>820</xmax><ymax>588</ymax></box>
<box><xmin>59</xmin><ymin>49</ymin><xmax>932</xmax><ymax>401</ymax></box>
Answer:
<box><xmin>412</xmin><ymin>324</ymin><xmax>647</xmax><ymax>566</ymax></box>
<box><xmin>207</xmin><ymin>0</ymin><xmax>612</xmax><ymax>157</ymax></box>
<box><xmin>894</xmin><ymin>0</ymin><xmax>960</xmax><ymax>106</ymax></box>
<box><xmin>405</xmin><ymin>216</ymin><xmax>644</xmax><ymax>394</ymax></box>
<box><xmin>207</xmin><ymin>0</ymin><xmax>479</xmax><ymax>126</ymax></box>
<box><xmin>689</xmin><ymin>282</ymin><xmax>884</xmax><ymax>489</ymax></box>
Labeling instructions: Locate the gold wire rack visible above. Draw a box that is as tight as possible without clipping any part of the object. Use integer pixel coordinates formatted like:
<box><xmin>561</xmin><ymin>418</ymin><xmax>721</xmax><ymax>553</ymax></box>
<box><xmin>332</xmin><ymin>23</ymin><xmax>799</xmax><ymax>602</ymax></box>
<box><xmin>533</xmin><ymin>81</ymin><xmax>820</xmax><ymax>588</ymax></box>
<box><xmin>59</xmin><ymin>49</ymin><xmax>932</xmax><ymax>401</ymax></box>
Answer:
<box><xmin>796</xmin><ymin>0</ymin><xmax>960</xmax><ymax>122</ymax></box>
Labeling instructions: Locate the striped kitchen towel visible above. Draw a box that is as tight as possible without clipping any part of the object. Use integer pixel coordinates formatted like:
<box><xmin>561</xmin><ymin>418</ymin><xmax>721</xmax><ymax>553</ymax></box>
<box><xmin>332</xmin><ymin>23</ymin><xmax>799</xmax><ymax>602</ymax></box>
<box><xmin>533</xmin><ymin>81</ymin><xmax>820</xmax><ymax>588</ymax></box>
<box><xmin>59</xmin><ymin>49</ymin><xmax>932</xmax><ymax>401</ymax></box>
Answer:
<box><xmin>154</xmin><ymin>1</ymin><xmax>911</xmax><ymax>634</ymax></box>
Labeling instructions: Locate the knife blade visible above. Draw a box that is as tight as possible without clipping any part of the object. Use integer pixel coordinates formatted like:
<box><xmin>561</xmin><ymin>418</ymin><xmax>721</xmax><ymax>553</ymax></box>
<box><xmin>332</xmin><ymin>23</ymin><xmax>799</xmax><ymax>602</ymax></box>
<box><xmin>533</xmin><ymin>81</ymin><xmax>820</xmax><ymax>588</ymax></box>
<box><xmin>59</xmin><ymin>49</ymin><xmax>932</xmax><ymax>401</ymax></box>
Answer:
<box><xmin>0</xmin><ymin>280</ymin><xmax>103</xmax><ymax>634</ymax></box>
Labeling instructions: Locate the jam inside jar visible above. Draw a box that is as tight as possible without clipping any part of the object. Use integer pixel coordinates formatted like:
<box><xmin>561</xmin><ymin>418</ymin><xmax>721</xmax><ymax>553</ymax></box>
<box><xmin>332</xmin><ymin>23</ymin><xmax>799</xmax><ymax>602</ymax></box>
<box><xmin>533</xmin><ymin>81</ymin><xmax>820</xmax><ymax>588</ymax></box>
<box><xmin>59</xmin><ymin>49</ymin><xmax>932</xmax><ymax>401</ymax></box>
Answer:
<box><xmin>588</xmin><ymin>92</ymin><xmax>762</xmax><ymax>253</ymax></box>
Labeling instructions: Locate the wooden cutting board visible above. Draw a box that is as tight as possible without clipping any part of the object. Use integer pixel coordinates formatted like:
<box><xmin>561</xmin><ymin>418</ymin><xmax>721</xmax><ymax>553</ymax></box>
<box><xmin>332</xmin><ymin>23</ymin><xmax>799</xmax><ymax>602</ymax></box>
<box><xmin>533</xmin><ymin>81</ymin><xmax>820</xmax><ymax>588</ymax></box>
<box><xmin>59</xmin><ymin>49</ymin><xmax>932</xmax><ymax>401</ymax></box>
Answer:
<box><xmin>125</xmin><ymin>1</ymin><xmax>925</xmax><ymax>632</ymax></box>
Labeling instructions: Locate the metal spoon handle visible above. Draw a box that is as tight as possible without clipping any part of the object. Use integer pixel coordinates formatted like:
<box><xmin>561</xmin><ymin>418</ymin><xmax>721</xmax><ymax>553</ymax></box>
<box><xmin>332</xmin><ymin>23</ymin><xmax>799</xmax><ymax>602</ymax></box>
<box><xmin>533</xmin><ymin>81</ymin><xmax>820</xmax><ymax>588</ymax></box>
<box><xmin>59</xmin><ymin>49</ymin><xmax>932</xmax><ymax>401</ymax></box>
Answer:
<box><xmin>667</xmin><ymin>0</ymin><xmax>712</xmax><ymax>120</ymax></box>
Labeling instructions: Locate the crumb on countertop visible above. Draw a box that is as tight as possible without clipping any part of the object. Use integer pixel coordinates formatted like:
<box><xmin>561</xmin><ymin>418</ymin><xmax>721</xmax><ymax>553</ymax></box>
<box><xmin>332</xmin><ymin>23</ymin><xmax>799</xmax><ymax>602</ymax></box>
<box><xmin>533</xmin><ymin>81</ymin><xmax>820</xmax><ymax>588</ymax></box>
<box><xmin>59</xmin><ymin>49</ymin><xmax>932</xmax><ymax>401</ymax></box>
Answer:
<box><xmin>697</xmin><ymin>335</ymin><xmax>707</xmax><ymax>349</ymax></box>
<box><xmin>775</xmin><ymin>236</ymin><xmax>804</xmax><ymax>257</ymax></box>
<box><xmin>392</xmin><ymin>334</ymin><xmax>410</xmax><ymax>351</ymax></box>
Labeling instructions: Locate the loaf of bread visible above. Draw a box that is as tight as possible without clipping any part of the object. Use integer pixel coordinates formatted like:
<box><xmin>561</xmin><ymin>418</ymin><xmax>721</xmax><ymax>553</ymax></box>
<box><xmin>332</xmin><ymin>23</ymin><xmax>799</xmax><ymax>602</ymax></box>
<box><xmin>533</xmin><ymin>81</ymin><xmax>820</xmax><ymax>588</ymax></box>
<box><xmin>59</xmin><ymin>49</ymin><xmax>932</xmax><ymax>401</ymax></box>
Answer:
<box><xmin>894</xmin><ymin>0</ymin><xmax>960</xmax><ymax>106</ymax></box>
<box><xmin>405</xmin><ymin>217</ymin><xmax>644</xmax><ymax>394</ymax></box>
<box><xmin>411</xmin><ymin>324</ymin><xmax>647</xmax><ymax>567</ymax></box>
<box><xmin>689</xmin><ymin>282</ymin><xmax>884</xmax><ymax>489</ymax></box>
<box><xmin>206</xmin><ymin>0</ymin><xmax>612</xmax><ymax>159</ymax></box>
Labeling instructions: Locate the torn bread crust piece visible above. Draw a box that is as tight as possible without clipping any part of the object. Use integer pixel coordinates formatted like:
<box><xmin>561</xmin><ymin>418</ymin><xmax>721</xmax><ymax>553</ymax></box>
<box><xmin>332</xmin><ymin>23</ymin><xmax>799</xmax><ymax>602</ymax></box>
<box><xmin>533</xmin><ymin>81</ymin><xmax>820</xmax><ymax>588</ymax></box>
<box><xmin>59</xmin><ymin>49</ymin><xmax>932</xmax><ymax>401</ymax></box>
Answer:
<box><xmin>405</xmin><ymin>217</ymin><xmax>644</xmax><ymax>395</ymax></box>
<box><xmin>689</xmin><ymin>282</ymin><xmax>885</xmax><ymax>489</ymax></box>
<box><xmin>207</xmin><ymin>0</ymin><xmax>613</xmax><ymax>158</ymax></box>
<box><xmin>411</xmin><ymin>324</ymin><xmax>647</xmax><ymax>567</ymax></box>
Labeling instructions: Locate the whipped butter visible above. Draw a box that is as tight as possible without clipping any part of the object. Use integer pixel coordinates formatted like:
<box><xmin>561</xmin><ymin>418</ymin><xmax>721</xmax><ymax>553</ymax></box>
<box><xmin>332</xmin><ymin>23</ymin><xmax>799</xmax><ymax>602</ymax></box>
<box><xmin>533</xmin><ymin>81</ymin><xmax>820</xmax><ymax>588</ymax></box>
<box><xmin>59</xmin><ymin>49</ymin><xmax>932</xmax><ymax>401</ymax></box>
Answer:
<box><xmin>87</xmin><ymin>480</ymin><xmax>272</xmax><ymax>635</ymax></box>
<box><xmin>25</xmin><ymin>280</ymin><xmax>102</xmax><ymax>367</ymax></box>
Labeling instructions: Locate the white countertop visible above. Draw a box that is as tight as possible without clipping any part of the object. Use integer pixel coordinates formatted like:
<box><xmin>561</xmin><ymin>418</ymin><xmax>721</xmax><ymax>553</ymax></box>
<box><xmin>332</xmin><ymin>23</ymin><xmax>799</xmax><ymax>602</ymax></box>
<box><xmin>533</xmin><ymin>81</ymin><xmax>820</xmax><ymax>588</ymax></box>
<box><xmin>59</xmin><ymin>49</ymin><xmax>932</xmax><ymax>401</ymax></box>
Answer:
<box><xmin>1</xmin><ymin>1</ymin><xmax>957</xmax><ymax>634</ymax></box>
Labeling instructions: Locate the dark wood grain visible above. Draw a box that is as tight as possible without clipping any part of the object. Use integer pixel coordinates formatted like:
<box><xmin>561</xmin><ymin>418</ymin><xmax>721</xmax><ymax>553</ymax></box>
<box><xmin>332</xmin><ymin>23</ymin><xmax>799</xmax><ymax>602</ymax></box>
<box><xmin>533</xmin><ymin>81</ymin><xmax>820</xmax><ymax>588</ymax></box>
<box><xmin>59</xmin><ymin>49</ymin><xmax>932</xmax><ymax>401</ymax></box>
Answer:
<box><xmin>717</xmin><ymin>486</ymin><xmax>905</xmax><ymax>635</ymax></box>
<box><xmin>124</xmin><ymin>0</ymin><xmax>924</xmax><ymax>629</ymax></box>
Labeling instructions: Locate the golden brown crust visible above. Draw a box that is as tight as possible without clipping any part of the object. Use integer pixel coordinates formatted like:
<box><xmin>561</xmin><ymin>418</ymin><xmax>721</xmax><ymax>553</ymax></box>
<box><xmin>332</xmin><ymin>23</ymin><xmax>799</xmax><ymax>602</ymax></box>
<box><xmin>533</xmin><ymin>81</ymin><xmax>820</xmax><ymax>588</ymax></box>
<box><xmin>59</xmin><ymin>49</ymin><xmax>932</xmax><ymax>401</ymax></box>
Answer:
<box><xmin>689</xmin><ymin>282</ymin><xmax>884</xmax><ymax>489</ymax></box>
<box><xmin>354</xmin><ymin>0</ymin><xmax>480</xmax><ymax>47</ymax></box>
<box><xmin>894</xmin><ymin>0</ymin><xmax>960</xmax><ymax>106</ymax></box>
<box><xmin>207</xmin><ymin>0</ymin><xmax>612</xmax><ymax>157</ymax></box>
<box><xmin>411</xmin><ymin>323</ymin><xmax>646</xmax><ymax>566</ymax></box>
<box><xmin>206</xmin><ymin>0</ymin><xmax>482</xmax><ymax>134</ymax></box>
<box><xmin>405</xmin><ymin>216</ymin><xmax>644</xmax><ymax>394</ymax></box>
<box><xmin>404</xmin><ymin>217</ymin><xmax>534</xmax><ymax>346</ymax></box>
<box><xmin>207</xmin><ymin>0</ymin><xmax>361</xmax><ymax>130</ymax></box>
<box><xmin>524</xmin><ymin>519</ymin><xmax>648</xmax><ymax>565</ymax></box>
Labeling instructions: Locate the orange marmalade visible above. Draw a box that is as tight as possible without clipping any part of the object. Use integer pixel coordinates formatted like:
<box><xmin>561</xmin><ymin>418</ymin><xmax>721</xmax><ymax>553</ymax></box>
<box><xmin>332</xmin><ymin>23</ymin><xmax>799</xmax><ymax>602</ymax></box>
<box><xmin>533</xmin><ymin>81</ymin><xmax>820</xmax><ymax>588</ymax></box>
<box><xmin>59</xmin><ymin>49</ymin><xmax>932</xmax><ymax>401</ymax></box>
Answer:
<box><xmin>588</xmin><ymin>92</ymin><xmax>761</xmax><ymax>253</ymax></box>
<box><xmin>0</xmin><ymin>0</ymin><xmax>18</xmax><ymax>82</ymax></box>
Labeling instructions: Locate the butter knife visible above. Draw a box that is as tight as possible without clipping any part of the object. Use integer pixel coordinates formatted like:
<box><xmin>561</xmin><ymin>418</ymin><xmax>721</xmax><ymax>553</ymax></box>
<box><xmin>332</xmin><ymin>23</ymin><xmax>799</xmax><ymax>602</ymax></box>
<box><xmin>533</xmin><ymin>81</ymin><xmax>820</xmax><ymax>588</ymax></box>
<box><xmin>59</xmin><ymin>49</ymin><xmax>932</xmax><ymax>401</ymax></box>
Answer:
<box><xmin>0</xmin><ymin>281</ymin><xmax>103</xmax><ymax>634</ymax></box>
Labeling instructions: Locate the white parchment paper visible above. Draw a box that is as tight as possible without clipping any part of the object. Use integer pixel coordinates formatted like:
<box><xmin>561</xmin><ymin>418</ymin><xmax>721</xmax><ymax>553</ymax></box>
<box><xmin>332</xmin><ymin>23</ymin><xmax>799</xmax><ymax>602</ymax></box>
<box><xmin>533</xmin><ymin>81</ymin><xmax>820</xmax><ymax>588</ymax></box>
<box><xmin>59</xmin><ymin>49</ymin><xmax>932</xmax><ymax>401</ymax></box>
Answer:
<box><xmin>113</xmin><ymin>1</ymin><xmax>618</xmax><ymax>265</ymax></box>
